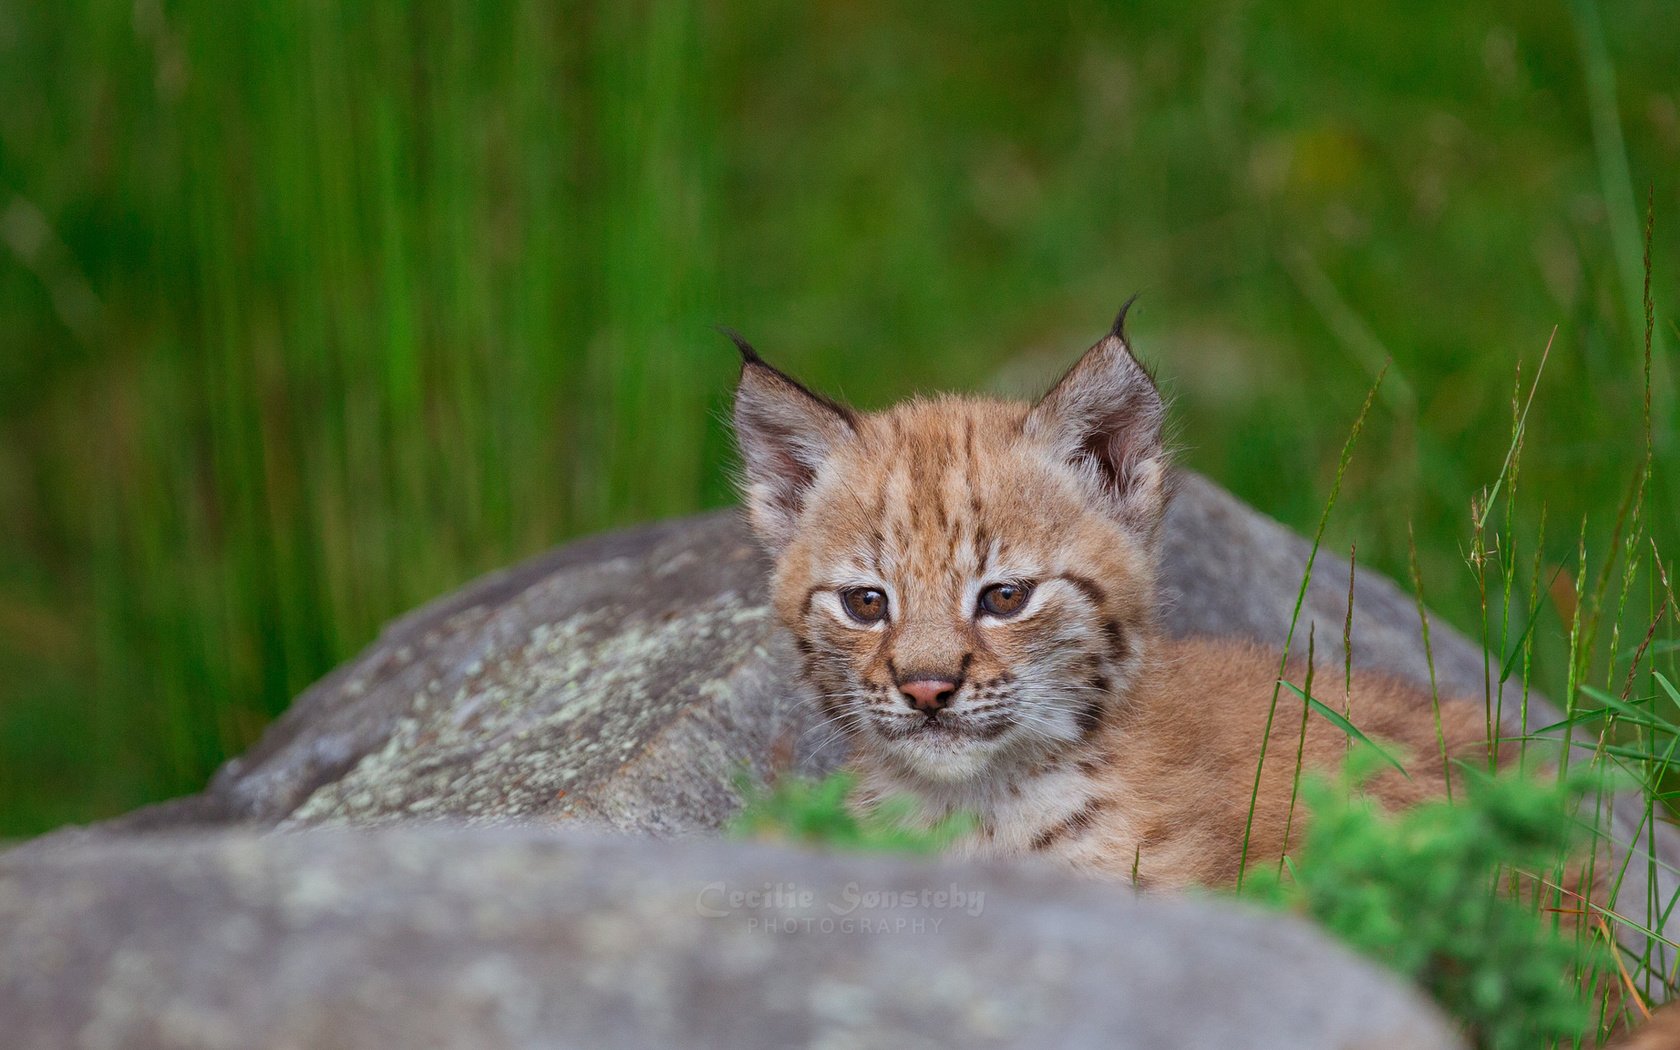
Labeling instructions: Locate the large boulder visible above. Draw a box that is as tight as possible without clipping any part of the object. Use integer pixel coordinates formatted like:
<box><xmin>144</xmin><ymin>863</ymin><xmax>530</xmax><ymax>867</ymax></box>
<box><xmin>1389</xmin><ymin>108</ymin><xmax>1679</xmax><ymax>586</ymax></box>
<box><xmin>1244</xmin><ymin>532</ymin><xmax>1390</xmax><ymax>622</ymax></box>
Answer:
<box><xmin>0</xmin><ymin>827</ymin><xmax>1465</xmax><ymax>1050</ymax></box>
<box><xmin>73</xmin><ymin>471</ymin><xmax>1680</xmax><ymax>966</ymax></box>
<box><xmin>104</xmin><ymin>472</ymin><xmax>1506</xmax><ymax>835</ymax></box>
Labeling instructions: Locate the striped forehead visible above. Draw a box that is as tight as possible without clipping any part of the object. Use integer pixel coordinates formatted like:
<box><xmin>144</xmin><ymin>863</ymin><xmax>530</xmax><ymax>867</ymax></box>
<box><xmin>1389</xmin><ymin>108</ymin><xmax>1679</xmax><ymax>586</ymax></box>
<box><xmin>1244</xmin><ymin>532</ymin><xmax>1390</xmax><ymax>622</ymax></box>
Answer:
<box><xmin>844</xmin><ymin>399</ymin><xmax>1028</xmax><ymax>593</ymax></box>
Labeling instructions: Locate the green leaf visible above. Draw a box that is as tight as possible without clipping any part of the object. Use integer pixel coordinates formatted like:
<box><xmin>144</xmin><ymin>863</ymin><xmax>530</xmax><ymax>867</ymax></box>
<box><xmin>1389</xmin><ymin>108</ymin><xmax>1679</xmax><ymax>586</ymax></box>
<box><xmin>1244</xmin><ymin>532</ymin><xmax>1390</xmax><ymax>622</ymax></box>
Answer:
<box><xmin>1279</xmin><ymin>679</ymin><xmax>1411</xmax><ymax>780</ymax></box>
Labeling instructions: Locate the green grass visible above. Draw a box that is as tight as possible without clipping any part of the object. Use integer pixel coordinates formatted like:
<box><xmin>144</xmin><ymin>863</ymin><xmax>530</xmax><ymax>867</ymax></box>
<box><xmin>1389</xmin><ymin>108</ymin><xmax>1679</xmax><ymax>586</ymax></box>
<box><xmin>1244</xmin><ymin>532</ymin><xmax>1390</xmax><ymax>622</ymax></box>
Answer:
<box><xmin>729</xmin><ymin>769</ymin><xmax>974</xmax><ymax>854</ymax></box>
<box><xmin>1245</xmin><ymin>755</ymin><xmax>1609</xmax><ymax>1050</ymax></box>
<box><xmin>1</xmin><ymin>0</ymin><xmax>1677</xmax><ymax>843</ymax></box>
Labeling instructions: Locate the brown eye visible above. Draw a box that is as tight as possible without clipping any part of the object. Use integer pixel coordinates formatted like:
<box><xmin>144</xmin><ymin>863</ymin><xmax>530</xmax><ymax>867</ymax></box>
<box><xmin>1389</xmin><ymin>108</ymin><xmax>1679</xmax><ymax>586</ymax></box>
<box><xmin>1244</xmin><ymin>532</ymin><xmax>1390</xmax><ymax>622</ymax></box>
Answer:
<box><xmin>978</xmin><ymin>582</ymin><xmax>1032</xmax><ymax>618</ymax></box>
<box><xmin>841</xmin><ymin>588</ymin><xmax>889</xmax><ymax>624</ymax></box>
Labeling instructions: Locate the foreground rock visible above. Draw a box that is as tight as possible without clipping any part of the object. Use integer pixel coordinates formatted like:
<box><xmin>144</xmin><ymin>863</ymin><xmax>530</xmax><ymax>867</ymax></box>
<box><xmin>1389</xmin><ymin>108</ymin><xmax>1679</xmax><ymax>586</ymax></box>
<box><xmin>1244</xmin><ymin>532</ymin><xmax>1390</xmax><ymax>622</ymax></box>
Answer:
<box><xmin>0</xmin><ymin>827</ymin><xmax>1464</xmax><ymax>1050</ymax></box>
<box><xmin>108</xmin><ymin>473</ymin><xmax>1507</xmax><ymax>834</ymax></box>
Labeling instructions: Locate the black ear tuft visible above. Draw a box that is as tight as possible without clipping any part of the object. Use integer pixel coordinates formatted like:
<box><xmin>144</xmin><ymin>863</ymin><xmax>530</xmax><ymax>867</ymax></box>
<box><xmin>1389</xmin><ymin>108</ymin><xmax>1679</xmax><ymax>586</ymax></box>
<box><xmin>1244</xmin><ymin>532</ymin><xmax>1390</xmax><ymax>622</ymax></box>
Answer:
<box><xmin>1109</xmin><ymin>292</ymin><xmax>1141</xmax><ymax>341</ymax></box>
<box><xmin>717</xmin><ymin>325</ymin><xmax>764</xmax><ymax>367</ymax></box>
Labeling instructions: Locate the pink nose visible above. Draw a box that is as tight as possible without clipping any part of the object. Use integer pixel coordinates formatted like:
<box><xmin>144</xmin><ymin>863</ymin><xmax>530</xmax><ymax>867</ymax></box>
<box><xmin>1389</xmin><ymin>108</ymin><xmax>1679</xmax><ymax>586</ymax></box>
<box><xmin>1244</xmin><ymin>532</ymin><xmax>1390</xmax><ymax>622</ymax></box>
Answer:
<box><xmin>899</xmin><ymin>679</ymin><xmax>960</xmax><ymax>711</ymax></box>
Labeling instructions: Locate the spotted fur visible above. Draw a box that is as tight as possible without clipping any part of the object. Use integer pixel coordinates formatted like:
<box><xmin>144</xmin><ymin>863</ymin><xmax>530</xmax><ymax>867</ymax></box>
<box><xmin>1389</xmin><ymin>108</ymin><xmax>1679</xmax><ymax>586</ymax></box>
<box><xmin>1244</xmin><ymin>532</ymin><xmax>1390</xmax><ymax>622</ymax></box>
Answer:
<box><xmin>731</xmin><ymin>313</ymin><xmax>1486</xmax><ymax>889</ymax></box>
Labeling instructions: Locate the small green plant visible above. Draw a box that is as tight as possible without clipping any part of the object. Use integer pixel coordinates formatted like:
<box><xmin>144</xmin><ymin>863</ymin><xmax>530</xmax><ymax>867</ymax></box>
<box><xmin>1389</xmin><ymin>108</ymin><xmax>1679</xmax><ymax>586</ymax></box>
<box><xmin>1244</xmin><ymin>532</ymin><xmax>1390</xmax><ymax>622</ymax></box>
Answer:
<box><xmin>728</xmin><ymin>770</ymin><xmax>974</xmax><ymax>855</ymax></box>
<box><xmin>1242</xmin><ymin>747</ymin><xmax>1611</xmax><ymax>1050</ymax></box>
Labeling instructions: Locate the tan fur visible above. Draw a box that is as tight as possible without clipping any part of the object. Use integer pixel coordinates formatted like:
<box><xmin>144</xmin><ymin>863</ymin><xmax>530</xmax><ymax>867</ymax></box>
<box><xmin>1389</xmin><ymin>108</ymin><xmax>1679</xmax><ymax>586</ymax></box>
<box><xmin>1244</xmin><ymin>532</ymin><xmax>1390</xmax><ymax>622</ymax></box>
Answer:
<box><xmin>1608</xmin><ymin>1002</ymin><xmax>1680</xmax><ymax>1049</ymax></box>
<box><xmin>732</xmin><ymin>326</ymin><xmax>1488</xmax><ymax>889</ymax></box>
<box><xmin>1031</xmin><ymin>636</ymin><xmax>1485</xmax><ymax>887</ymax></box>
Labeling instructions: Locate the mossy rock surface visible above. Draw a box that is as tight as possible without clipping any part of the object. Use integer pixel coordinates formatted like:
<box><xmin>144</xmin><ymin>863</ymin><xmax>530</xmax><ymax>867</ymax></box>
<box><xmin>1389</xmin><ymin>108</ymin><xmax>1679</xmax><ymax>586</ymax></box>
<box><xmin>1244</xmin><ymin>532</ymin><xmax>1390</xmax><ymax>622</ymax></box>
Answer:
<box><xmin>95</xmin><ymin>472</ymin><xmax>1507</xmax><ymax>835</ymax></box>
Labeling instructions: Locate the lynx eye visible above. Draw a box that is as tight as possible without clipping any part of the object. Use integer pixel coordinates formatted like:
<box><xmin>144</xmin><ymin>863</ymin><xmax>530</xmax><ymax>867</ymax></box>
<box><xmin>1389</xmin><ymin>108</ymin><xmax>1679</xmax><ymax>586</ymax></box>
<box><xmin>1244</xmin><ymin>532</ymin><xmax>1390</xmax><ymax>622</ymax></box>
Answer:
<box><xmin>978</xmin><ymin>582</ymin><xmax>1032</xmax><ymax>618</ymax></box>
<box><xmin>840</xmin><ymin>587</ymin><xmax>889</xmax><ymax>624</ymax></box>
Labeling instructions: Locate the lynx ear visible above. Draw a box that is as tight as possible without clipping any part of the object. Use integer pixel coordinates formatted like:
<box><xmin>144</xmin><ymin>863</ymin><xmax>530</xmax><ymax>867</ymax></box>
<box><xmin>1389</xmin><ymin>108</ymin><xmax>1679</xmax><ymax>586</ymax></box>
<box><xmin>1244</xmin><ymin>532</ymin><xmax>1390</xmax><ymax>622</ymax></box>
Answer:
<box><xmin>727</xmin><ymin>329</ymin><xmax>857</xmax><ymax>553</ymax></box>
<box><xmin>1026</xmin><ymin>300</ymin><xmax>1168</xmax><ymax>540</ymax></box>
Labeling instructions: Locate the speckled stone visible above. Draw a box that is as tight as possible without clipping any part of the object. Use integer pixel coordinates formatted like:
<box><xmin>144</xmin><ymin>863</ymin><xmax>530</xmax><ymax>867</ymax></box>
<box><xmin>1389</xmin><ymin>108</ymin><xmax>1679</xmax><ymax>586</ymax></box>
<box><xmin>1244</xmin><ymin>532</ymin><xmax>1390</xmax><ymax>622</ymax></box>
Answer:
<box><xmin>0</xmin><ymin>827</ymin><xmax>1467</xmax><ymax>1050</ymax></box>
<box><xmin>75</xmin><ymin>473</ymin><xmax>1549</xmax><ymax>835</ymax></box>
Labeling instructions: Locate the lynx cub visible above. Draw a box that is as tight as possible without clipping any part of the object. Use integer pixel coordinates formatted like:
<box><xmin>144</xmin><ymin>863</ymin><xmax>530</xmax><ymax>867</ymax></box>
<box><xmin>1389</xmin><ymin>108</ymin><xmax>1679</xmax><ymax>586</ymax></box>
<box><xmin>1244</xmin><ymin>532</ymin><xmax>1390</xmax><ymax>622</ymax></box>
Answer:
<box><xmin>729</xmin><ymin>306</ymin><xmax>1485</xmax><ymax>888</ymax></box>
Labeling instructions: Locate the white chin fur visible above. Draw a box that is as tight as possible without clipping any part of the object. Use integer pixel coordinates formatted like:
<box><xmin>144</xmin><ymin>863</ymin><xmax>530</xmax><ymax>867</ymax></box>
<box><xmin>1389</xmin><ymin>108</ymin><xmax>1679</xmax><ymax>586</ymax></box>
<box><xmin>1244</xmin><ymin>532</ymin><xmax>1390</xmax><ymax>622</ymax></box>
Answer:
<box><xmin>891</xmin><ymin>737</ymin><xmax>998</xmax><ymax>782</ymax></box>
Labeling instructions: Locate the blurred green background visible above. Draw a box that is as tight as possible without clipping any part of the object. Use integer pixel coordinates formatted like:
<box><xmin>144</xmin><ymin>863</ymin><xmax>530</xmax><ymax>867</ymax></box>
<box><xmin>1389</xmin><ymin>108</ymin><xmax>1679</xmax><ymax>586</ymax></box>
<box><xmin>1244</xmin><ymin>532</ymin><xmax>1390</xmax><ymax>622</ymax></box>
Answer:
<box><xmin>1</xmin><ymin>0</ymin><xmax>1675</xmax><ymax>837</ymax></box>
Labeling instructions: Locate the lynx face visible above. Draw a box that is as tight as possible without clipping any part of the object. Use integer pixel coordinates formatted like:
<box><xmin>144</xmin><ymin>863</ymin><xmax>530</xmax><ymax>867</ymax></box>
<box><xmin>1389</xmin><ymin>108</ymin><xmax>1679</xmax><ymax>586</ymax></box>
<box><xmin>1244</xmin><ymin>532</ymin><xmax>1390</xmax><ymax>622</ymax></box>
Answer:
<box><xmin>731</xmin><ymin>312</ymin><xmax>1170</xmax><ymax>784</ymax></box>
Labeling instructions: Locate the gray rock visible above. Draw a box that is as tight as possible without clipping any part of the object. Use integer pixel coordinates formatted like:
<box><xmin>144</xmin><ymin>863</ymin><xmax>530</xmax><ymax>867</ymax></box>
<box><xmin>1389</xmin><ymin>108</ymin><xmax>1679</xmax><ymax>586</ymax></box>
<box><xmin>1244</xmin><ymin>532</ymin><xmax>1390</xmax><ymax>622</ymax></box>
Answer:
<box><xmin>98</xmin><ymin>473</ymin><xmax>1525</xmax><ymax>835</ymax></box>
<box><xmin>0</xmin><ymin>827</ymin><xmax>1466</xmax><ymax>1050</ymax></box>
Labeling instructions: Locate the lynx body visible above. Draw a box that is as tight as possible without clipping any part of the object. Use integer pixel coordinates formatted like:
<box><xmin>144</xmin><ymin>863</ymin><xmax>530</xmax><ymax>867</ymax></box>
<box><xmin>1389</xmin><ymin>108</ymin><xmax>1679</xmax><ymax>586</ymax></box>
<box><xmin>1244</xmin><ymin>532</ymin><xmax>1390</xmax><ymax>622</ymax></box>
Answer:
<box><xmin>730</xmin><ymin>312</ymin><xmax>1484</xmax><ymax>888</ymax></box>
